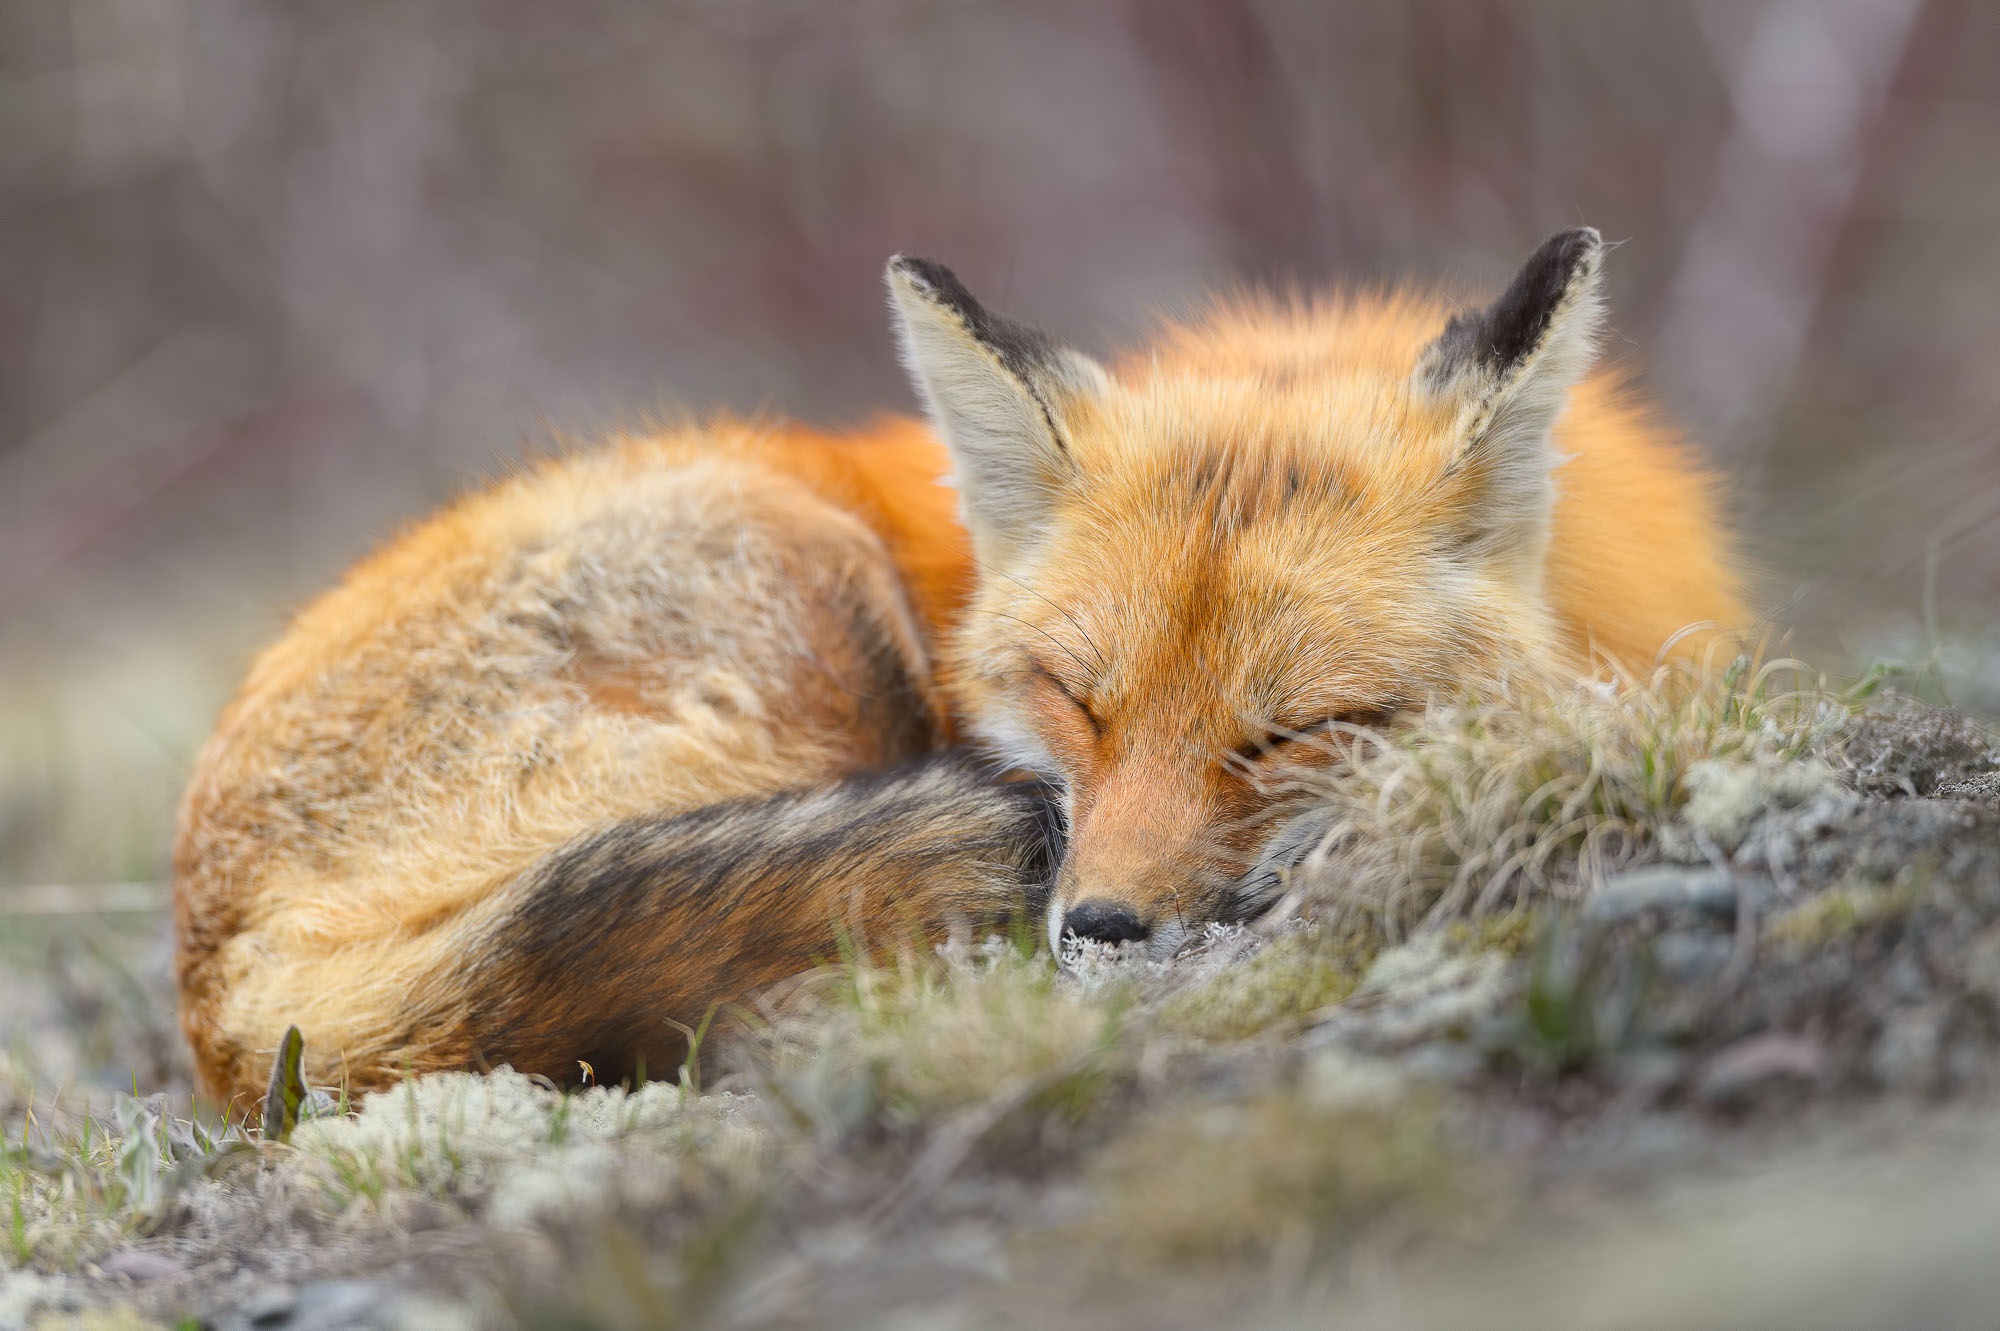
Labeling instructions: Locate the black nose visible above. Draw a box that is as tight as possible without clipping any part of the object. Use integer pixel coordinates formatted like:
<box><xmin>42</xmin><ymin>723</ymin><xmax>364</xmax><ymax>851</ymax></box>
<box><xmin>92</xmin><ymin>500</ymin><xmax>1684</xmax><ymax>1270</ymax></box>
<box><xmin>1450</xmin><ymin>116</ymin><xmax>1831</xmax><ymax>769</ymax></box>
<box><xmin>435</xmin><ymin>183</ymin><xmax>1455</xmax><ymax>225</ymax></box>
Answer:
<box><xmin>1061</xmin><ymin>901</ymin><xmax>1150</xmax><ymax>945</ymax></box>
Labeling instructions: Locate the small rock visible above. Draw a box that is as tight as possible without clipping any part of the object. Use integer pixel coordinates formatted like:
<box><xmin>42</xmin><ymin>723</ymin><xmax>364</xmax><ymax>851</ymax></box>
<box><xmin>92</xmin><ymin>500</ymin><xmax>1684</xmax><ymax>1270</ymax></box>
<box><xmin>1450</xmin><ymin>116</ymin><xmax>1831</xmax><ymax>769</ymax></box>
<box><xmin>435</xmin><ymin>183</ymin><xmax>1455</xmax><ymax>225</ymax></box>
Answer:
<box><xmin>1936</xmin><ymin>771</ymin><xmax>2000</xmax><ymax>803</ymax></box>
<box><xmin>1399</xmin><ymin>1040</ymin><xmax>1487</xmax><ymax>1087</ymax></box>
<box><xmin>301</xmin><ymin>1087</ymin><xmax>344</xmax><ymax>1121</ymax></box>
<box><xmin>1652</xmin><ymin>930</ymin><xmax>1735</xmax><ymax>986</ymax></box>
<box><xmin>1841</xmin><ymin>703</ymin><xmax>2000</xmax><ymax>797</ymax></box>
<box><xmin>930</xmin><ymin>1220</ymin><xmax>1011</xmax><ymax>1283</ymax></box>
<box><xmin>1945</xmin><ymin>1029</ymin><xmax>1991</xmax><ymax>1093</ymax></box>
<box><xmin>1495</xmin><ymin>1106</ymin><xmax>1555</xmax><ymax>1154</ymax></box>
<box><xmin>1302</xmin><ymin>1047</ymin><xmax>1410</xmax><ymax>1112</ymax></box>
<box><xmin>238</xmin><ymin>1285</ymin><xmax>298</xmax><ymax>1326</ymax></box>
<box><xmin>214</xmin><ymin>1280</ymin><xmax>425</xmax><ymax>1331</ymax></box>
<box><xmin>97</xmin><ymin>1248</ymin><xmax>185</xmax><ymax>1282</ymax></box>
<box><xmin>1883</xmin><ymin>952</ymin><xmax>1933</xmax><ymax>1005</ymax></box>
<box><xmin>1683</xmin><ymin>758</ymin><xmax>1839</xmax><ymax>852</ymax></box>
<box><xmin>1695</xmin><ymin>1034</ymin><xmax>1828</xmax><ymax>1109</ymax></box>
<box><xmin>1604</xmin><ymin>1049</ymin><xmax>1687</xmax><ymax>1105</ymax></box>
<box><xmin>1583</xmin><ymin>866</ymin><xmax>1770</xmax><ymax>927</ymax></box>
<box><xmin>1323</xmin><ymin>938</ymin><xmax>1513</xmax><ymax>1050</ymax></box>
<box><xmin>1962</xmin><ymin>925</ymin><xmax>2000</xmax><ymax>1005</ymax></box>
<box><xmin>295</xmin><ymin>1279</ymin><xmax>408</xmax><ymax>1328</ymax></box>
<box><xmin>1872</xmin><ymin>1007</ymin><xmax>1946</xmax><ymax>1094</ymax></box>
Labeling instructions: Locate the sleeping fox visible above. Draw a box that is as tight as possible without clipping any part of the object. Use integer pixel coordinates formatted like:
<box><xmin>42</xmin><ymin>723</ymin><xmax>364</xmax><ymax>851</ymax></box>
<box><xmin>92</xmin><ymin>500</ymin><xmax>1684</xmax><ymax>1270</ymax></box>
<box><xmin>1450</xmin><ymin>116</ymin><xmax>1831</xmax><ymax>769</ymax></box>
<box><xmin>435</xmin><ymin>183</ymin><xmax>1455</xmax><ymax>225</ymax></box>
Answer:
<box><xmin>174</xmin><ymin>228</ymin><xmax>1745</xmax><ymax>1110</ymax></box>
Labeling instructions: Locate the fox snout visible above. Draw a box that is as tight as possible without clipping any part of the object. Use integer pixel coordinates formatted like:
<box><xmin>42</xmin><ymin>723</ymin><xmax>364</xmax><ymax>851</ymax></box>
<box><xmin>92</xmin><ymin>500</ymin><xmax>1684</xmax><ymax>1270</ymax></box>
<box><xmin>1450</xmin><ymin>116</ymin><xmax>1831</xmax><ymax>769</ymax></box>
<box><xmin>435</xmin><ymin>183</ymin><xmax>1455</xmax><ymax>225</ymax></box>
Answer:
<box><xmin>1057</xmin><ymin>898</ymin><xmax>1153</xmax><ymax>946</ymax></box>
<box><xmin>1049</xmin><ymin>861</ymin><xmax>1237</xmax><ymax>958</ymax></box>
<box><xmin>1046</xmin><ymin>768</ymin><xmax>1337</xmax><ymax>958</ymax></box>
<box><xmin>1046</xmin><ymin>772</ymin><xmax>1262</xmax><ymax>958</ymax></box>
<box><xmin>1049</xmin><ymin>851</ymin><xmax>1252</xmax><ymax>957</ymax></box>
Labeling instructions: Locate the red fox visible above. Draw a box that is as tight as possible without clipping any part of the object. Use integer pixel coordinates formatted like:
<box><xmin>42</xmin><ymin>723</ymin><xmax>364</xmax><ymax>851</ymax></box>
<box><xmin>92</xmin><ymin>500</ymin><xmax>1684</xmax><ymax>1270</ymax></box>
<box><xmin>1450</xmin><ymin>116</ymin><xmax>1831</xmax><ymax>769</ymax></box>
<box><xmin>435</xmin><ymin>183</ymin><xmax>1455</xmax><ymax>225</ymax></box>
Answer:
<box><xmin>174</xmin><ymin>229</ymin><xmax>1745</xmax><ymax>1111</ymax></box>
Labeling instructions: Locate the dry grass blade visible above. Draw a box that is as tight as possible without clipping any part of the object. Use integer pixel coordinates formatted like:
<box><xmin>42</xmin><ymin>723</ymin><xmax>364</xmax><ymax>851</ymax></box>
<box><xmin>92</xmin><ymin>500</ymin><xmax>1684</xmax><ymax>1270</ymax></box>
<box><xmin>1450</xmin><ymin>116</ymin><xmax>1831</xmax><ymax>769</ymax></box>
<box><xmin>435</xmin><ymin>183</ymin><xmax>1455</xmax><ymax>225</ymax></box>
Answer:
<box><xmin>1277</xmin><ymin>651</ymin><xmax>1863</xmax><ymax>936</ymax></box>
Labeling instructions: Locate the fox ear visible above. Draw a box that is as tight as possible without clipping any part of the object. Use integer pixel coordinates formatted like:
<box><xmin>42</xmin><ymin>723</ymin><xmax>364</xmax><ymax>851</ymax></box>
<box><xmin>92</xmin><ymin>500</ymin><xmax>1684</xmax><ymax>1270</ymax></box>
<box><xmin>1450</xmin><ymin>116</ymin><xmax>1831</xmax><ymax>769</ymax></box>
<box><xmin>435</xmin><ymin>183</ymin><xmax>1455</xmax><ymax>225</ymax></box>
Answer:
<box><xmin>1415</xmin><ymin>227</ymin><xmax>1605</xmax><ymax>563</ymax></box>
<box><xmin>886</xmin><ymin>256</ymin><xmax>1108</xmax><ymax>562</ymax></box>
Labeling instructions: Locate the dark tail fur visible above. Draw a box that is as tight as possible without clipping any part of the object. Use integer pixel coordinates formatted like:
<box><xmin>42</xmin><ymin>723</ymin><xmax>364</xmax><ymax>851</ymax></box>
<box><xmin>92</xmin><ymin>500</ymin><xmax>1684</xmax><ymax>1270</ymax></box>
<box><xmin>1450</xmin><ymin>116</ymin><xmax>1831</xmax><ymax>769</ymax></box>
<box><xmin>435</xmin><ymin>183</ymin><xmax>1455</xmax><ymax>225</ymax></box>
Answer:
<box><xmin>457</xmin><ymin>752</ymin><xmax>1057</xmax><ymax>1086</ymax></box>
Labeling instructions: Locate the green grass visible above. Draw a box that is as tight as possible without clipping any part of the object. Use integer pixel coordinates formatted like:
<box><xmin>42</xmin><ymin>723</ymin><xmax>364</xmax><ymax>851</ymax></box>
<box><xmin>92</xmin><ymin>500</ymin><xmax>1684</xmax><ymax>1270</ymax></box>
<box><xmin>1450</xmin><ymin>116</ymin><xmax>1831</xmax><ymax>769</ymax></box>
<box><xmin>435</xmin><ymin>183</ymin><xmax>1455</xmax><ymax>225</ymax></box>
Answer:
<box><xmin>1154</xmin><ymin>931</ymin><xmax>1370</xmax><ymax>1042</ymax></box>
<box><xmin>0</xmin><ymin>1062</ymin><xmax>249</xmax><ymax>1270</ymax></box>
<box><xmin>753</xmin><ymin>936</ymin><xmax>1134</xmax><ymax>1147</ymax></box>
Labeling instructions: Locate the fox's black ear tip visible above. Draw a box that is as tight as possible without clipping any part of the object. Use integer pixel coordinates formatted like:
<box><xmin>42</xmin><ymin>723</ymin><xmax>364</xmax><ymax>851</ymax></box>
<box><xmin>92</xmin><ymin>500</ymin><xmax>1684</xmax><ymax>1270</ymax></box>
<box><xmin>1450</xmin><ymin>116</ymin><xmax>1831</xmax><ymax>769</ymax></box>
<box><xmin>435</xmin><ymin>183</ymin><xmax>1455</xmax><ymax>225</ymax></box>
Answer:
<box><xmin>1504</xmin><ymin>228</ymin><xmax>1604</xmax><ymax>308</ymax></box>
<box><xmin>886</xmin><ymin>254</ymin><xmax>955</xmax><ymax>294</ymax></box>
<box><xmin>1540</xmin><ymin>227</ymin><xmax>1603</xmax><ymax>273</ymax></box>
<box><xmin>887</xmin><ymin>256</ymin><xmax>989</xmax><ymax>323</ymax></box>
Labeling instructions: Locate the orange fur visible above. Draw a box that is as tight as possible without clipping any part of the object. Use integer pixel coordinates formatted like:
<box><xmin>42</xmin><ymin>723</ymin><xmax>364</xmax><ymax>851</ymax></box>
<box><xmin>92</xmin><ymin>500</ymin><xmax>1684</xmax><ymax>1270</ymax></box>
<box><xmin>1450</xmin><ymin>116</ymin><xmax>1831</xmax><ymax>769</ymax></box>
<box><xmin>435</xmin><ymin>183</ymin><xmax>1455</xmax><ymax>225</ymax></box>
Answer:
<box><xmin>175</xmin><ymin>233</ymin><xmax>1747</xmax><ymax>1108</ymax></box>
<box><xmin>887</xmin><ymin>233</ymin><xmax>1744</xmax><ymax>948</ymax></box>
<box><xmin>175</xmin><ymin>420</ymin><xmax>988</xmax><ymax>1110</ymax></box>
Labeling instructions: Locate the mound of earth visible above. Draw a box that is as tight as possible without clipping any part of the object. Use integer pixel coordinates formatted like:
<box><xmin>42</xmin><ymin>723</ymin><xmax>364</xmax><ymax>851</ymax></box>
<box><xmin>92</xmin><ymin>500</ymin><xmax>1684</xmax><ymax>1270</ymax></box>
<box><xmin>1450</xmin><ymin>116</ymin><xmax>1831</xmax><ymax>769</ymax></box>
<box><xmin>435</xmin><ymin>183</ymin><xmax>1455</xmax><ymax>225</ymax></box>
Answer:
<box><xmin>3</xmin><ymin>694</ymin><xmax>1998</xmax><ymax>1330</ymax></box>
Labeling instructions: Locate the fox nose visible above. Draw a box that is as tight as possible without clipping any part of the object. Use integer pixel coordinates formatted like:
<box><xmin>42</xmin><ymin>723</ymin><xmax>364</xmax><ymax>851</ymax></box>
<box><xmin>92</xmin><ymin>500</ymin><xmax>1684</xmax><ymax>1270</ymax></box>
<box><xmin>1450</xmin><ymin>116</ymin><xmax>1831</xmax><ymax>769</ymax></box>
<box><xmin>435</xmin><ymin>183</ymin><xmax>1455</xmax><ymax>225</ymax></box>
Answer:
<box><xmin>1061</xmin><ymin>901</ymin><xmax>1150</xmax><ymax>946</ymax></box>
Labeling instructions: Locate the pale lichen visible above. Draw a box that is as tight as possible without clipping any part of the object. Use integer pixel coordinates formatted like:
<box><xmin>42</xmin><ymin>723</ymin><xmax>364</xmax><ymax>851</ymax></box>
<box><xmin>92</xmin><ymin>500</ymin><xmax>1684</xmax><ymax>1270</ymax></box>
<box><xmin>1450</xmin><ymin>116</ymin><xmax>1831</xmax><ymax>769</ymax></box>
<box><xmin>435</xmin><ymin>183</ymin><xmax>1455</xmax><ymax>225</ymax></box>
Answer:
<box><xmin>1155</xmin><ymin>933</ymin><xmax>1363</xmax><ymax>1042</ymax></box>
<box><xmin>289</xmin><ymin>1069</ymin><xmax>762</xmax><ymax>1228</ymax></box>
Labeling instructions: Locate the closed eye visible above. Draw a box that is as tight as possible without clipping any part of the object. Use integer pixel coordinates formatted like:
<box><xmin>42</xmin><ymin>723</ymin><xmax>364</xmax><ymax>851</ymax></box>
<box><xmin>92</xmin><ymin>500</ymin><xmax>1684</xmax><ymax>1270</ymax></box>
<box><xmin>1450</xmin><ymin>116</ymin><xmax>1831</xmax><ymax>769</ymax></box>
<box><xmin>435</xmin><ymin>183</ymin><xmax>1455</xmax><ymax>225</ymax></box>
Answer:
<box><xmin>1032</xmin><ymin>661</ymin><xmax>1104</xmax><ymax>739</ymax></box>
<box><xmin>1232</xmin><ymin>705</ymin><xmax>1401</xmax><ymax>761</ymax></box>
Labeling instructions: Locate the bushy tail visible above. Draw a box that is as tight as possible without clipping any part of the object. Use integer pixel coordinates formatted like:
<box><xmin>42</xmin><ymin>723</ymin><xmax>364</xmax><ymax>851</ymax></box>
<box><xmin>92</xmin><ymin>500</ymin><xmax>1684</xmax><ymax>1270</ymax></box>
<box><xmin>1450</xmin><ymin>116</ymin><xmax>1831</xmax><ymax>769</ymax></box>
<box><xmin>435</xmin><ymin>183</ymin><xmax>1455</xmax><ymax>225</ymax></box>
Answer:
<box><xmin>450</xmin><ymin>752</ymin><xmax>1056</xmax><ymax>1088</ymax></box>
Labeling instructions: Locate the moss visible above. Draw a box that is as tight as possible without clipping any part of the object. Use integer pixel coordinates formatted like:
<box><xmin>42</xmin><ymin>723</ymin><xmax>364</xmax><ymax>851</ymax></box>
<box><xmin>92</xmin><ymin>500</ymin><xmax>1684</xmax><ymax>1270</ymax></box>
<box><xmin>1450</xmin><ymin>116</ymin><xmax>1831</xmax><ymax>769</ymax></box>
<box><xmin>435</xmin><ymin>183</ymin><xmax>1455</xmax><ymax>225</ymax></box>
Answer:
<box><xmin>754</xmin><ymin>940</ymin><xmax>1130</xmax><ymax>1147</ymax></box>
<box><xmin>1156</xmin><ymin>934</ymin><xmax>1365</xmax><ymax>1042</ymax></box>
<box><xmin>1442</xmin><ymin>910</ymin><xmax>1539</xmax><ymax>959</ymax></box>
<box><xmin>1073</xmin><ymin>1090</ymin><xmax>1476</xmax><ymax>1275</ymax></box>
<box><xmin>1767</xmin><ymin>879</ymin><xmax>1923</xmax><ymax>953</ymax></box>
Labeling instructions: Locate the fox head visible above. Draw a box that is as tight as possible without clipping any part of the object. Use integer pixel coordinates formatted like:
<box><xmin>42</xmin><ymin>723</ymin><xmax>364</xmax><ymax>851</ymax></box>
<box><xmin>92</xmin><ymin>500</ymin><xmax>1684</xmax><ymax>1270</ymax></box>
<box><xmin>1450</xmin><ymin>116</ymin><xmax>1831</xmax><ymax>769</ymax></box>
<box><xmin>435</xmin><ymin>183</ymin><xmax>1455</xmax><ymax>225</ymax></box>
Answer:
<box><xmin>887</xmin><ymin>230</ymin><xmax>1606</xmax><ymax>957</ymax></box>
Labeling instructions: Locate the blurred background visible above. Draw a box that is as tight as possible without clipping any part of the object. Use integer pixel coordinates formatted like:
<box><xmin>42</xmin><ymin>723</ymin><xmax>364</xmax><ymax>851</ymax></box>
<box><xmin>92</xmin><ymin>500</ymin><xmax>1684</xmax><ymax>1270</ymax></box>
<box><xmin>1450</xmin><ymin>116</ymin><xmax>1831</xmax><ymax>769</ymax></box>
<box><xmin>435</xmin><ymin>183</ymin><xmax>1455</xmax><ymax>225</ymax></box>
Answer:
<box><xmin>3</xmin><ymin>0</ymin><xmax>1997</xmax><ymax>895</ymax></box>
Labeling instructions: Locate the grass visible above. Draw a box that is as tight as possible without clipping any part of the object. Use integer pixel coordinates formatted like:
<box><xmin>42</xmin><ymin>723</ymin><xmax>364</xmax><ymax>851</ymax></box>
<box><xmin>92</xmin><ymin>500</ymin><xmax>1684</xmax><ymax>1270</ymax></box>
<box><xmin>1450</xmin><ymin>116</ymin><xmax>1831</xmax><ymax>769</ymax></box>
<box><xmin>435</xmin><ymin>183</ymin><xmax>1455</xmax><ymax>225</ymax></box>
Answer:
<box><xmin>1270</xmin><ymin>651</ymin><xmax>1871</xmax><ymax>937</ymax></box>
<box><xmin>2</xmin><ymin>659</ymin><xmax>1987</xmax><ymax>1325</ymax></box>
<box><xmin>0</xmin><ymin>1059</ymin><xmax>249</xmax><ymax>1270</ymax></box>
<box><xmin>758</xmin><ymin>937</ymin><xmax>1127</xmax><ymax>1121</ymax></box>
<box><xmin>1075</xmin><ymin>1090</ymin><xmax>1474</xmax><ymax>1278</ymax></box>
<box><xmin>1154</xmin><ymin>930</ymin><xmax>1370</xmax><ymax>1041</ymax></box>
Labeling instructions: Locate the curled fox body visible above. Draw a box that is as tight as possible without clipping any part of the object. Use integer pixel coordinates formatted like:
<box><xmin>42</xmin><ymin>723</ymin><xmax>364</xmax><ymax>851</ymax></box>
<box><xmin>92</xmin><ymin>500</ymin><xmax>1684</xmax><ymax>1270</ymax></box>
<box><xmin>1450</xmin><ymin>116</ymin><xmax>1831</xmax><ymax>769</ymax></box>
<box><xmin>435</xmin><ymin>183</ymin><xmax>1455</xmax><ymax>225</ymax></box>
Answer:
<box><xmin>175</xmin><ymin>229</ymin><xmax>1745</xmax><ymax>1109</ymax></box>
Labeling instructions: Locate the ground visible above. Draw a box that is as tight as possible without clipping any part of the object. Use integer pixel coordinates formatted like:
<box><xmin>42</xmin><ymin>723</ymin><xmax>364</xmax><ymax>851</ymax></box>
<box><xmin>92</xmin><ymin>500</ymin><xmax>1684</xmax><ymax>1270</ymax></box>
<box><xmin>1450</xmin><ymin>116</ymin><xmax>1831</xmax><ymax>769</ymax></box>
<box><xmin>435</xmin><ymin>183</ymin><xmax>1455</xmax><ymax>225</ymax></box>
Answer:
<box><xmin>3</xmin><ymin>665</ymin><xmax>1999</xmax><ymax>1330</ymax></box>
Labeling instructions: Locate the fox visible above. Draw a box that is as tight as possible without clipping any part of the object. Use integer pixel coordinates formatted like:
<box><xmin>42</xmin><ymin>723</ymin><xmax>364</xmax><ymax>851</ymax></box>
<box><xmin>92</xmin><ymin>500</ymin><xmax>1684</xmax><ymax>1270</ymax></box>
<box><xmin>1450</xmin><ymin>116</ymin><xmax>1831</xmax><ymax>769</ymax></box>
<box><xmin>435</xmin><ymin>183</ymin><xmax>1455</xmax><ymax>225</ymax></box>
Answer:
<box><xmin>174</xmin><ymin>227</ymin><xmax>1745</xmax><ymax>1112</ymax></box>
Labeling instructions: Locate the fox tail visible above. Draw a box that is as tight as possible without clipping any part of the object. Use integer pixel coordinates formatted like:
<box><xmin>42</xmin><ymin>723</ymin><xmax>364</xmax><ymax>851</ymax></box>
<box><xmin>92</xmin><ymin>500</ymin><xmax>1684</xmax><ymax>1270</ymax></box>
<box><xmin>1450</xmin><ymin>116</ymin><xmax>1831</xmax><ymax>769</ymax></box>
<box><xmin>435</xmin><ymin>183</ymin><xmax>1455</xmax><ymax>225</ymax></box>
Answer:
<box><xmin>447</xmin><ymin>752</ymin><xmax>1057</xmax><ymax>1087</ymax></box>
